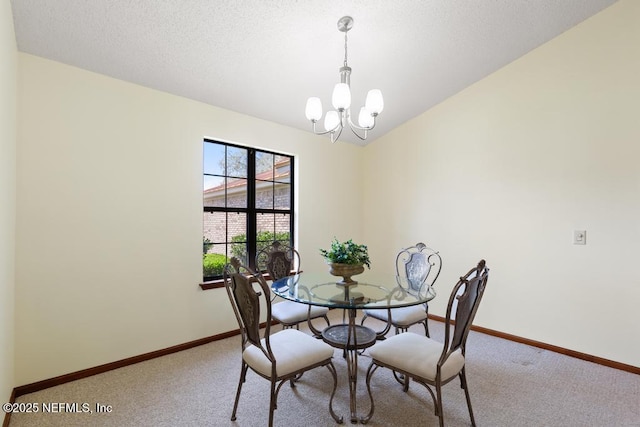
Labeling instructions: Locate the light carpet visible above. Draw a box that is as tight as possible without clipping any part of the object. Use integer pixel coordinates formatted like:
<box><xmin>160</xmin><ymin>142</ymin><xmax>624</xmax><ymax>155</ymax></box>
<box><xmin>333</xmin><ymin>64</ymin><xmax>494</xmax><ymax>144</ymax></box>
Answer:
<box><xmin>10</xmin><ymin>311</ymin><xmax>640</xmax><ymax>426</ymax></box>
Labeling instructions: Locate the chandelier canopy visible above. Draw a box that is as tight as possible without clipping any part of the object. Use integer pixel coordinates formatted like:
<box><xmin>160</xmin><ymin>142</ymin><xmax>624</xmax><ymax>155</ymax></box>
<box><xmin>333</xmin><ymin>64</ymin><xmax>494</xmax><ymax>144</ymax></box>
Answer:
<box><xmin>305</xmin><ymin>16</ymin><xmax>384</xmax><ymax>143</ymax></box>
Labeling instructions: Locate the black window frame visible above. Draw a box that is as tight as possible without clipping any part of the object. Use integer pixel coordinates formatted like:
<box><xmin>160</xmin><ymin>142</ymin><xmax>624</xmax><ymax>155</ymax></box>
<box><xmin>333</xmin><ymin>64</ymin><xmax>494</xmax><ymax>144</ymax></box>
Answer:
<box><xmin>202</xmin><ymin>139</ymin><xmax>295</xmax><ymax>282</ymax></box>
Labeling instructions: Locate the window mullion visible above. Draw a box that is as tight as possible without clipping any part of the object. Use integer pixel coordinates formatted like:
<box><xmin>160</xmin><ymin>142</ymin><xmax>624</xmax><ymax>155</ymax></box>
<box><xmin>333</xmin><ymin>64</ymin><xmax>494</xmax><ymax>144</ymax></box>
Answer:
<box><xmin>247</xmin><ymin>149</ymin><xmax>257</xmax><ymax>270</ymax></box>
<box><xmin>289</xmin><ymin>155</ymin><xmax>295</xmax><ymax>248</ymax></box>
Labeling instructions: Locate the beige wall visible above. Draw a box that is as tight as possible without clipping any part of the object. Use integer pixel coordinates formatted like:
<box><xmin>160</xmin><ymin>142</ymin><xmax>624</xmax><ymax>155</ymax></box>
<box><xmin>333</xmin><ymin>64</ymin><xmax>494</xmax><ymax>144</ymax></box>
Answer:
<box><xmin>363</xmin><ymin>0</ymin><xmax>640</xmax><ymax>366</ymax></box>
<box><xmin>0</xmin><ymin>0</ymin><xmax>17</xmax><ymax>405</ymax></box>
<box><xmin>15</xmin><ymin>54</ymin><xmax>363</xmax><ymax>385</ymax></box>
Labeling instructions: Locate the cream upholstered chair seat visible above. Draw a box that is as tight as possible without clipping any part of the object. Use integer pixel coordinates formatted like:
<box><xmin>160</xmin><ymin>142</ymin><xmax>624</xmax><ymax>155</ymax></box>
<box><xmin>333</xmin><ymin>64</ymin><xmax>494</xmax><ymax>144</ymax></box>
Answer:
<box><xmin>368</xmin><ymin>332</ymin><xmax>464</xmax><ymax>382</ymax></box>
<box><xmin>365</xmin><ymin>305</ymin><xmax>427</xmax><ymax>328</ymax></box>
<box><xmin>271</xmin><ymin>300</ymin><xmax>329</xmax><ymax>326</ymax></box>
<box><xmin>243</xmin><ymin>328</ymin><xmax>335</xmax><ymax>377</ymax></box>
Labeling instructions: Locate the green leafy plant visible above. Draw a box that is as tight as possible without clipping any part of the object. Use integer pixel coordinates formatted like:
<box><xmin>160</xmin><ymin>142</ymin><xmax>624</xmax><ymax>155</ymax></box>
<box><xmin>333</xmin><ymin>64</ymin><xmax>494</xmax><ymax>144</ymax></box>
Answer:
<box><xmin>203</xmin><ymin>236</ymin><xmax>213</xmax><ymax>255</ymax></box>
<box><xmin>319</xmin><ymin>238</ymin><xmax>371</xmax><ymax>268</ymax></box>
<box><xmin>203</xmin><ymin>253</ymin><xmax>228</xmax><ymax>277</ymax></box>
<box><xmin>203</xmin><ymin>231</ymin><xmax>291</xmax><ymax>278</ymax></box>
<box><xmin>230</xmin><ymin>231</ymin><xmax>291</xmax><ymax>258</ymax></box>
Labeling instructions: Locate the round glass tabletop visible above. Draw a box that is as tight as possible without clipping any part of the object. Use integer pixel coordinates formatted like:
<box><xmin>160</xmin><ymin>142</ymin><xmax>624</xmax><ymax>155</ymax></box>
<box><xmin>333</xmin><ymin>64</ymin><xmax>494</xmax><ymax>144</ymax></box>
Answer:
<box><xmin>271</xmin><ymin>272</ymin><xmax>436</xmax><ymax>310</ymax></box>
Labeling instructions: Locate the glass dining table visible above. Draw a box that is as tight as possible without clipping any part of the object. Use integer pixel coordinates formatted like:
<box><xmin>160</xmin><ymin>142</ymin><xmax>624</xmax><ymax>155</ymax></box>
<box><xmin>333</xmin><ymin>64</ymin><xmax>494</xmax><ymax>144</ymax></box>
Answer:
<box><xmin>271</xmin><ymin>271</ymin><xmax>436</xmax><ymax>424</ymax></box>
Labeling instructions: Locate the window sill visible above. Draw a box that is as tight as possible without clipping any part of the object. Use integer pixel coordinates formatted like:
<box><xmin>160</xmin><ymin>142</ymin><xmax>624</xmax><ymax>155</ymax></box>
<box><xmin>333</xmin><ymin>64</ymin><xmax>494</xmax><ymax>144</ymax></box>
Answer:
<box><xmin>199</xmin><ymin>270</ymin><xmax>300</xmax><ymax>291</ymax></box>
<box><xmin>200</xmin><ymin>279</ymin><xmax>225</xmax><ymax>290</ymax></box>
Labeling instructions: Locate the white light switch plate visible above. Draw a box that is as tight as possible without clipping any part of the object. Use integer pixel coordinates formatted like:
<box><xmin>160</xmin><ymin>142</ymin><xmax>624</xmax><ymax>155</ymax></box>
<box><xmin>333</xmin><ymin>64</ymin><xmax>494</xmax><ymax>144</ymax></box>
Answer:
<box><xmin>573</xmin><ymin>230</ymin><xmax>586</xmax><ymax>245</ymax></box>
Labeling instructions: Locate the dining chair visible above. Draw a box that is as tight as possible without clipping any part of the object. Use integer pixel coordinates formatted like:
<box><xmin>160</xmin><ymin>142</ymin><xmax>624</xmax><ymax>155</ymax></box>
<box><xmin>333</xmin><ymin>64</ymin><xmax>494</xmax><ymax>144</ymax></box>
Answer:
<box><xmin>362</xmin><ymin>259</ymin><xmax>489</xmax><ymax>426</ymax></box>
<box><xmin>223</xmin><ymin>257</ymin><xmax>342</xmax><ymax>426</ymax></box>
<box><xmin>360</xmin><ymin>242</ymin><xmax>442</xmax><ymax>337</ymax></box>
<box><xmin>256</xmin><ymin>241</ymin><xmax>330</xmax><ymax>331</ymax></box>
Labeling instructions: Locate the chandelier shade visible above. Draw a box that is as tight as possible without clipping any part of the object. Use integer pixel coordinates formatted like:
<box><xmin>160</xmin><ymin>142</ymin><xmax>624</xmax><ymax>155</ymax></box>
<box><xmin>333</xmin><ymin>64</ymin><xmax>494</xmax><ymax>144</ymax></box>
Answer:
<box><xmin>305</xmin><ymin>97</ymin><xmax>322</xmax><ymax>122</ymax></box>
<box><xmin>358</xmin><ymin>107</ymin><xmax>374</xmax><ymax>128</ymax></box>
<box><xmin>365</xmin><ymin>89</ymin><xmax>384</xmax><ymax>115</ymax></box>
<box><xmin>305</xmin><ymin>16</ymin><xmax>383</xmax><ymax>143</ymax></box>
<box><xmin>332</xmin><ymin>83</ymin><xmax>351</xmax><ymax>110</ymax></box>
<box><xmin>324</xmin><ymin>111</ymin><xmax>340</xmax><ymax>132</ymax></box>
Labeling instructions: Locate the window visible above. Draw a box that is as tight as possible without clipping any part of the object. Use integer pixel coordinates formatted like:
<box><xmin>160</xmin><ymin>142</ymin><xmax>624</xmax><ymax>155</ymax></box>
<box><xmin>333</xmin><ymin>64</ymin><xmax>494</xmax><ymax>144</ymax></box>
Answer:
<box><xmin>202</xmin><ymin>139</ymin><xmax>294</xmax><ymax>282</ymax></box>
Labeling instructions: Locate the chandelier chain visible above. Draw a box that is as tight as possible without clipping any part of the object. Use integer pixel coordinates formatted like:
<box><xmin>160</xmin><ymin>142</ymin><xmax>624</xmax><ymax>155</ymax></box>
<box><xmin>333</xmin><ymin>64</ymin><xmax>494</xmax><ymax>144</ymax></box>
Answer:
<box><xmin>343</xmin><ymin>31</ymin><xmax>348</xmax><ymax>67</ymax></box>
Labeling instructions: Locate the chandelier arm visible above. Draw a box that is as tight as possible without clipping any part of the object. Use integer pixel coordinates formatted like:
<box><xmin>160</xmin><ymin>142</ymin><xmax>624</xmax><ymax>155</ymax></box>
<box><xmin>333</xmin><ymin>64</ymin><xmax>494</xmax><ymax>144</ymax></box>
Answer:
<box><xmin>347</xmin><ymin>123</ymin><xmax>368</xmax><ymax>141</ymax></box>
<box><xmin>311</xmin><ymin>121</ymin><xmax>342</xmax><ymax>136</ymax></box>
<box><xmin>346</xmin><ymin>113</ymin><xmax>378</xmax><ymax>132</ymax></box>
<box><xmin>330</xmin><ymin>125</ymin><xmax>344</xmax><ymax>143</ymax></box>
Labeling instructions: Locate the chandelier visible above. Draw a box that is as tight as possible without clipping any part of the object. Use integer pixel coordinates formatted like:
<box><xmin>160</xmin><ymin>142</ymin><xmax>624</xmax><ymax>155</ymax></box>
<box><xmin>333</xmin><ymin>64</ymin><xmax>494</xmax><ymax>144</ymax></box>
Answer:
<box><xmin>305</xmin><ymin>16</ymin><xmax>384</xmax><ymax>143</ymax></box>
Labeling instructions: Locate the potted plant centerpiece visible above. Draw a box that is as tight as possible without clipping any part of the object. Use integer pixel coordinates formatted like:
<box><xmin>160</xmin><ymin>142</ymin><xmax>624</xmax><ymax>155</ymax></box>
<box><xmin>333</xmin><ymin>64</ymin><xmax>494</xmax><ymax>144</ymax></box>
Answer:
<box><xmin>320</xmin><ymin>238</ymin><xmax>371</xmax><ymax>285</ymax></box>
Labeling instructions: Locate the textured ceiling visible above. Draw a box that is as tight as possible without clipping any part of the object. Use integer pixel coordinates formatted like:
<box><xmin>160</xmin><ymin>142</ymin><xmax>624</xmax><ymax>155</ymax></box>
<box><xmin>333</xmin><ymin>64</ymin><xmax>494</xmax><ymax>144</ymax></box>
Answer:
<box><xmin>10</xmin><ymin>0</ymin><xmax>618</xmax><ymax>145</ymax></box>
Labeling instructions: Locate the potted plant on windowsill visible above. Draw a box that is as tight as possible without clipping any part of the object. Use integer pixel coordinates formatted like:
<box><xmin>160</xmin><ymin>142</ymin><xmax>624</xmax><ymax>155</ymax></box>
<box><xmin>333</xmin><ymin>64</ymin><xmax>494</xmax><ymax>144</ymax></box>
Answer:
<box><xmin>320</xmin><ymin>238</ymin><xmax>371</xmax><ymax>285</ymax></box>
